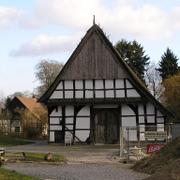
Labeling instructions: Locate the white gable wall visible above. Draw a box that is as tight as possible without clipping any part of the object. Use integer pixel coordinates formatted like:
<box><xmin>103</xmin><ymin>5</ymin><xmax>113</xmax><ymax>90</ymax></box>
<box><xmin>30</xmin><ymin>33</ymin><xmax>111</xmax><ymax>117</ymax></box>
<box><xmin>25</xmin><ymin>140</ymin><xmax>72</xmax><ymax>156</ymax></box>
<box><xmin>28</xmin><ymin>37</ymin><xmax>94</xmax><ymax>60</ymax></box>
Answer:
<box><xmin>50</xmin><ymin>79</ymin><xmax>140</xmax><ymax>100</ymax></box>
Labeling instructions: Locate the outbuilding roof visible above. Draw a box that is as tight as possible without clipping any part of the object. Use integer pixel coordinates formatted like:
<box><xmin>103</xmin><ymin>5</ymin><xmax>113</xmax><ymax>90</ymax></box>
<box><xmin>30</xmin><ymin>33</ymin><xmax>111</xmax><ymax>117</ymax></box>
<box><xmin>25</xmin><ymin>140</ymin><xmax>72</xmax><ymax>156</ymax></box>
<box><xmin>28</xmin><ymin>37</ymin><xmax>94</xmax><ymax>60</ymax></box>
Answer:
<box><xmin>16</xmin><ymin>96</ymin><xmax>47</xmax><ymax>120</ymax></box>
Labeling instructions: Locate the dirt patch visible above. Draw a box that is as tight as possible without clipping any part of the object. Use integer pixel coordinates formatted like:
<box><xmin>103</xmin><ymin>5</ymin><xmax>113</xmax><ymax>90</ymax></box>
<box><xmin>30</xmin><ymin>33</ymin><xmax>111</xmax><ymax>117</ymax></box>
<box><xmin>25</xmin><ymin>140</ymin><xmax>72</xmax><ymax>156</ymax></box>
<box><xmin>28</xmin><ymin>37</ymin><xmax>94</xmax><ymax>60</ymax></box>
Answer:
<box><xmin>133</xmin><ymin>138</ymin><xmax>180</xmax><ymax>180</ymax></box>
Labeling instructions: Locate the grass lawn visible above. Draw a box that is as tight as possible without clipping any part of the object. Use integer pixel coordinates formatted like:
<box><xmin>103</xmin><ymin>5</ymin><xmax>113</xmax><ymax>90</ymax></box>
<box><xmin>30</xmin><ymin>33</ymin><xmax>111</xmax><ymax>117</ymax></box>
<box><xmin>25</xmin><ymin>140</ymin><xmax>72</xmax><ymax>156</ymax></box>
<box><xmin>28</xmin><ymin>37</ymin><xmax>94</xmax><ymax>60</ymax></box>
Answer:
<box><xmin>0</xmin><ymin>168</ymin><xmax>40</xmax><ymax>180</ymax></box>
<box><xmin>11</xmin><ymin>152</ymin><xmax>66</xmax><ymax>162</ymax></box>
<box><xmin>25</xmin><ymin>152</ymin><xmax>65</xmax><ymax>162</ymax></box>
<box><xmin>0</xmin><ymin>135</ymin><xmax>33</xmax><ymax>147</ymax></box>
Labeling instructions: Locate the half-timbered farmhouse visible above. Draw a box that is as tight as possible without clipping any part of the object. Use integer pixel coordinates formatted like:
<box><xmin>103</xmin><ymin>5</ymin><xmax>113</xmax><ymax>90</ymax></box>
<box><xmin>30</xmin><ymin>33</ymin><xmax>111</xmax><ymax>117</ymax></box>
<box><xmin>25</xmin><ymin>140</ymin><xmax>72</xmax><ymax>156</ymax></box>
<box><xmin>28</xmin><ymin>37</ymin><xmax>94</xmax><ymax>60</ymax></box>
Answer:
<box><xmin>40</xmin><ymin>24</ymin><xmax>171</xmax><ymax>144</ymax></box>
<box><xmin>8</xmin><ymin>96</ymin><xmax>47</xmax><ymax>135</ymax></box>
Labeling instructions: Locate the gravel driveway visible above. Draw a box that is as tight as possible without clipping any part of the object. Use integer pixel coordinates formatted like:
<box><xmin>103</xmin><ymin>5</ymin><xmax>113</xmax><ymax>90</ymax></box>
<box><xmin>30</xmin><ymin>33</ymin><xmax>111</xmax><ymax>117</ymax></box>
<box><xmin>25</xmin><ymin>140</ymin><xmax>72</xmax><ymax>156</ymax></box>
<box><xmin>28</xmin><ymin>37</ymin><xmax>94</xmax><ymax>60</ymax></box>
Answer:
<box><xmin>5</xmin><ymin>163</ymin><xmax>148</xmax><ymax>180</ymax></box>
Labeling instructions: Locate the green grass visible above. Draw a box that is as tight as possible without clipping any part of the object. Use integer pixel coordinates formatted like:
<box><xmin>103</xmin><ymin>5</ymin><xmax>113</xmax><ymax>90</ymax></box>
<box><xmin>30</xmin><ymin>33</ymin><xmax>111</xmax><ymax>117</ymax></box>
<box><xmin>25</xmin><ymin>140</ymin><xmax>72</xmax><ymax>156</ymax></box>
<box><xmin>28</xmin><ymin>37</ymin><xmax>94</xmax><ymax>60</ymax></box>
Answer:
<box><xmin>14</xmin><ymin>152</ymin><xmax>66</xmax><ymax>162</ymax></box>
<box><xmin>0</xmin><ymin>135</ymin><xmax>33</xmax><ymax>147</ymax></box>
<box><xmin>0</xmin><ymin>168</ymin><xmax>40</xmax><ymax>180</ymax></box>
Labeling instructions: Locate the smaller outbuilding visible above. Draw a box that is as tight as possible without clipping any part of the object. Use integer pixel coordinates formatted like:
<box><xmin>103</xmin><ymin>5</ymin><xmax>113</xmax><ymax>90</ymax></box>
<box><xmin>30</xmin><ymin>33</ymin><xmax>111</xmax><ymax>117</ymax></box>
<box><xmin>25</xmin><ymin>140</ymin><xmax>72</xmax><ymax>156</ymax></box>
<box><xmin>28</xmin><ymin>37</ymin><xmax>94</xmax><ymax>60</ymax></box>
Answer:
<box><xmin>7</xmin><ymin>96</ymin><xmax>48</xmax><ymax>136</ymax></box>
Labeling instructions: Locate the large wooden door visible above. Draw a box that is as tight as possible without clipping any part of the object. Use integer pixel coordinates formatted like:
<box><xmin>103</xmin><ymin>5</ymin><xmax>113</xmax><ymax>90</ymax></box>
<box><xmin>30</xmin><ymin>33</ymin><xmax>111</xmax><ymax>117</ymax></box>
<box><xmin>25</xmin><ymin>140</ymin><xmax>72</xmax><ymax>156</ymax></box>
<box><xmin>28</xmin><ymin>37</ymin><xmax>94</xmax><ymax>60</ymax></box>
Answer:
<box><xmin>94</xmin><ymin>110</ymin><xmax>119</xmax><ymax>144</ymax></box>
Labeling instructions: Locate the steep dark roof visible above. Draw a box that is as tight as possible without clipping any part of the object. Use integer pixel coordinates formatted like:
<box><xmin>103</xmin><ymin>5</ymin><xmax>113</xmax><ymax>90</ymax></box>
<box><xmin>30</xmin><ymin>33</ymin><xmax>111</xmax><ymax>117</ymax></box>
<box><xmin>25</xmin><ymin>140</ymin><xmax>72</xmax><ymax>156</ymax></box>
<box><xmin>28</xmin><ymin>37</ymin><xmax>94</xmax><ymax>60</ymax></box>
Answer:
<box><xmin>39</xmin><ymin>24</ymin><xmax>172</xmax><ymax>118</ymax></box>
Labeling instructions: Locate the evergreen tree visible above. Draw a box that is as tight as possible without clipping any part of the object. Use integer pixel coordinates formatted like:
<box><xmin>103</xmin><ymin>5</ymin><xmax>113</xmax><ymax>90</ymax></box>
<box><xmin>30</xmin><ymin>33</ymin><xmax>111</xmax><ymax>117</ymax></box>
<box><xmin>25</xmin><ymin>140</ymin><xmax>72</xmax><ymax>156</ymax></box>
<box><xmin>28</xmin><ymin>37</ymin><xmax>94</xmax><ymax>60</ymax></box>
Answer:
<box><xmin>158</xmin><ymin>48</ymin><xmax>178</xmax><ymax>81</ymax></box>
<box><xmin>115</xmin><ymin>39</ymin><xmax>150</xmax><ymax>80</ymax></box>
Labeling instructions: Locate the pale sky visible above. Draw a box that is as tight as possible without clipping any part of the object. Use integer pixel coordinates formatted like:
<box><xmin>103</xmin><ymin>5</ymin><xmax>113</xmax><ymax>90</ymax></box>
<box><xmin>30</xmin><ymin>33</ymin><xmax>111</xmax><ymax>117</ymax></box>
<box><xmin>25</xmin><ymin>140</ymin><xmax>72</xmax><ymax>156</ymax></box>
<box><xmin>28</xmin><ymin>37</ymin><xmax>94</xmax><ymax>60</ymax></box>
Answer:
<box><xmin>0</xmin><ymin>0</ymin><xmax>180</xmax><ymax>98</ymax></box>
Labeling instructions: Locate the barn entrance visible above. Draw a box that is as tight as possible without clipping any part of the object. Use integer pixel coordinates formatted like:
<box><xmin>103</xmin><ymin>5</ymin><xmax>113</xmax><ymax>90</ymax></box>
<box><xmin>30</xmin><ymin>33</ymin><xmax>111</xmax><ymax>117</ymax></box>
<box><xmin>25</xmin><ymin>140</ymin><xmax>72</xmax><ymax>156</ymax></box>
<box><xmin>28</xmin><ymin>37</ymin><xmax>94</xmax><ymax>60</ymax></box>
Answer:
<box><xmin>93</xmin><ymin>109</ymin><xmax>119</xmax><ymax>144</ymax></box>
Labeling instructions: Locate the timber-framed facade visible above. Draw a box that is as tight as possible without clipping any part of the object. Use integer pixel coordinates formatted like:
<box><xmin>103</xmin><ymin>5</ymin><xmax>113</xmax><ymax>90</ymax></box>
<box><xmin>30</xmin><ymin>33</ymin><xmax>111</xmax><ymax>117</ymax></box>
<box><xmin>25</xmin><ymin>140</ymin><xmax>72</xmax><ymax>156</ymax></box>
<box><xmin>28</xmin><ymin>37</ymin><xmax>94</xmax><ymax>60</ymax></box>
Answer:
<box><xmin>40</xmin><ymin>24</ymin><xmax>171</xmax><ymax>144</ymax></box>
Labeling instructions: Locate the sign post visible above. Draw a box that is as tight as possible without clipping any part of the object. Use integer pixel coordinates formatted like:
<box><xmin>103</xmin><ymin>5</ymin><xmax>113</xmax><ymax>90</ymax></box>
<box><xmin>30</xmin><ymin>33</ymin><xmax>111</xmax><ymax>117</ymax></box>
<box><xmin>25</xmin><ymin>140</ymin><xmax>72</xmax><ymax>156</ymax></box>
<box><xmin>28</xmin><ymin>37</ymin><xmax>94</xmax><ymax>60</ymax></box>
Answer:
<box><xmin>119</xmin><ymin>127</ymin><xmax>123</xmax><ymax>157</ymax></box>
<box><xmin>145</xmin><ymin>131</ymin><xmax>167</xmax><ymax>140</ymax></box>
<box><xmin>145</xmin><ymin>131</ymin><xmax>167</xmax><ymax>154</ymax></box>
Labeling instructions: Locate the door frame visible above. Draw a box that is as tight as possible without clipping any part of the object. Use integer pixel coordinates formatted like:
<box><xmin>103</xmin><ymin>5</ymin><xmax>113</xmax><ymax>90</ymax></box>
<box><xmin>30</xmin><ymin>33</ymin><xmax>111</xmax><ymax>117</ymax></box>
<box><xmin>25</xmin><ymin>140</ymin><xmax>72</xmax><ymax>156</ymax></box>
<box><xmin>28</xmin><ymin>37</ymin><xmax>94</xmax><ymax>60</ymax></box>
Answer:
<box><xmin>91</xmin><ymin>108</ymin><xmax>120</xmax><ymax>144</ymax></box>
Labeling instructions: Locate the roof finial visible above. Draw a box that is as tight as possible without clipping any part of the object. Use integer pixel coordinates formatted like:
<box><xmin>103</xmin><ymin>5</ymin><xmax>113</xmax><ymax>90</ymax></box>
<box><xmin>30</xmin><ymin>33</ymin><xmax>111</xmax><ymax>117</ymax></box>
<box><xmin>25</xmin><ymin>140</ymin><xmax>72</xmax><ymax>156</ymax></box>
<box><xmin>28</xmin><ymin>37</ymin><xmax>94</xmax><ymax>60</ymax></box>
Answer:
<box><xmin>93</xmin><ymin>15</ymin><xmax>95</xmax><ymax>25</ymax></box>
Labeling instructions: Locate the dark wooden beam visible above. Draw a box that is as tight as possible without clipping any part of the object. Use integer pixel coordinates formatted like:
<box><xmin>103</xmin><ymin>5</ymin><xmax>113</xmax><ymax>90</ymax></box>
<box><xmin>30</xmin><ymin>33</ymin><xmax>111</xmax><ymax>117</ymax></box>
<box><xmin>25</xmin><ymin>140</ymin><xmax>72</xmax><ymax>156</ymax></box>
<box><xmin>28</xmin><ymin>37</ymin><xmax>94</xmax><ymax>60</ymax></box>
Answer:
<box><xmin>47</xmin><ymin>97</ymin><xmax>145</xmax><ymax>106</ymax></box>
<box><xmin>93</xmin><ymin>79</ymin><xmax>95</xmax><ymax>99</ymax></box>
<box><xmin>124</xmin><ymin>78</ymin><xmax>127</xmax><ymax>98</ymax></box>
<box><xmin>143</xmin><ymin>104</ymin><xmax>147</xmax><ymax>125</ymax></box>
<box><xmin>72</xmin><ymin>105</ymin><xmax>77</xmax><ymax>144</ymax></box>
<box><xmin>73</xmin><ymin>80</ymin><xmax>75</xmax><ymax>99</ymax></box>
<box><xmin>62</xmin><ymin>80</ymin><xmax>65</xmax><ymax>99</ymax></box>
<box><xmin>62</xmin><ymin>106</ymin><xmax>65</xmax><ymax>143</ymax></box>
<box><xmin>83</xmin><ymin>79</ymin><xmax>85</xmax><ymax>99</ymax></box>
<box><xmin>90</xmin><ymin>105</ymin><xmax>94</xmax><ymax>144</ymax></box>
<box><xmin>113</xmin><ymin>79</ymin><xmax>116</xmax><ymax>99</ymax></box>
<box><xmin>103</xmin><ymin>79</ymin><xmax>106</xmax><ymax>99</ymax></box>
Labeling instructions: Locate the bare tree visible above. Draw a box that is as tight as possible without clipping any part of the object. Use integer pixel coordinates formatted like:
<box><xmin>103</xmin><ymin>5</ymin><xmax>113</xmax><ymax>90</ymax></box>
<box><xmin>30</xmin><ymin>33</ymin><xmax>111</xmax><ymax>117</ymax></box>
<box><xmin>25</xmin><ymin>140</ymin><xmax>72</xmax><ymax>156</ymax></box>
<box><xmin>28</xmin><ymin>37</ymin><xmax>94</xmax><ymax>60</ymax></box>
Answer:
<box><xmin>35</xmin><ymin>60</ymin><xmax>63</xmax><ymax>96</ymax></box>
<box><xmin>145</xmin><ymin>62</ymin><xmax>164</xmax><ymax>100</ymax></box>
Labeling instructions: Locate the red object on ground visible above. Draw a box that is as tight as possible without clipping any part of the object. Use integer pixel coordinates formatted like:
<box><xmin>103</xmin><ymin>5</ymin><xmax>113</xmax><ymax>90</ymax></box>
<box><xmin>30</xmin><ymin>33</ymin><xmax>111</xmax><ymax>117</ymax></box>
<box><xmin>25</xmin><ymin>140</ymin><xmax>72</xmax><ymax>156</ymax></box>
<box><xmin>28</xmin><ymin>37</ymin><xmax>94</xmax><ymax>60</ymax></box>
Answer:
<box><xmin>147</xmin><ymin>144</ymin><xmax>165</xmax><ymax>154</ymax></box>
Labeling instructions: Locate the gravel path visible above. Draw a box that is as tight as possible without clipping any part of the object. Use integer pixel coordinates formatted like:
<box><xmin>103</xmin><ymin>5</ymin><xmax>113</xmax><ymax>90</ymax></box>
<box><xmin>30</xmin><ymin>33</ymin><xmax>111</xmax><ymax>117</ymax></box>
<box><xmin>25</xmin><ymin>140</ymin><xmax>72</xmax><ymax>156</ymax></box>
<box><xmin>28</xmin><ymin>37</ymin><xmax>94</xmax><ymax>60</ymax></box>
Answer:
<box><xmin>4</xmin><ymin>163</ymin><xmax>148</xmax><ymax>180</ymax></box>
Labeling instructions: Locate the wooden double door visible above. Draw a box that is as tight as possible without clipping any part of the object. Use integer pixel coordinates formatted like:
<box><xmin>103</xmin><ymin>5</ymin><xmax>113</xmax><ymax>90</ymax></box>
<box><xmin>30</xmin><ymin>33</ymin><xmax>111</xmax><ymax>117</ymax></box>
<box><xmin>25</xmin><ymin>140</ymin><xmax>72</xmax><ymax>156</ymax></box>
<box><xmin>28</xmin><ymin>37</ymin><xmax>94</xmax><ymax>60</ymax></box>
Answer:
<box><xmin>94</xmin><ymin>109</ymin><xmax>119</xmax><ymax>144</ymax></box>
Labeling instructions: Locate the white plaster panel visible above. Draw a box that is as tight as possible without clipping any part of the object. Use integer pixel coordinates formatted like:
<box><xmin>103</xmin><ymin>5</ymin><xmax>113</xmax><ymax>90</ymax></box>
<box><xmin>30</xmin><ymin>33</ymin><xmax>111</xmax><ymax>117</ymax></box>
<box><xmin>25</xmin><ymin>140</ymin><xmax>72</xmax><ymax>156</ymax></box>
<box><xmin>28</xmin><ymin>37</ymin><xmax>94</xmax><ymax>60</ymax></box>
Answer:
<box><xmin>65</xmin><ymin>80</ymin><xmax>73</xmax><ymax>89</ymax></box>
<box><xmin>85</xmin><ymin>80</ymin><xmax>93</xmax><ymax>89</ymax></box>
<box><xmin>138</xmin><ymin>104</ymin><xmax>144</xmax><ymax>115</ymax></box>
<box><xmin>65</xmin><ymin>91</ymin><xmax>73</xmax><ymax>98</ymax></box>
<box><xmin>116</xmin><ymin>90</ymin><xmax>125</xmax><ymax>97</ymax></box>
<box><xmin>115</xmin><ymin>79</ymin><xmax>124</xmax><ymax>88</ymax></box>
<box><xmin>95</xmin><ymin>90</ymin><xmax>104</xmax><ymax>98</ymax></box>
<box><xmin>50</xmin><ymin>91</ymin><xmax>63</xmax><ymax>99</ymax></box>
<box><xmin>65</xmin><ymin>106</ymin><xmax>74</xmax><ymax>116</ymax></box>
<box><xmin>124</xmin><ymin>129</ymin><xmax>137</xmax><ymax>141</ymax></box>
<box><xmin>157</xmin><ymin>117</ymin><xmax>164</xmax><ymax>123</ymax></box>
<box><xmin>57</xmin><ymin>82</ymin><xmax>63</xmax><ymax>89</ymax></box>
<box><xmin>50</xmin><ymin>131</ymin><xmax>54</xmax><ymax>142</ymax></box>
<box><xmin>105</xmin><ymin>80</ymin><xmax>113</xmax><ymax>88</ymax></box>
<box><xmin>94</xmin><ymin>104</ymin><xmax>118</xmax><ymax>108</ymax></box>
<box><xmin>75</xmin><ymin>91</ymin><xmax>83</xmax><ymax>98</ymax></box>
<box><xmin>127</xmin><ymin>89</ymin><xmax>140</xmax><ymax>97</ymax></box>
<box><xmin>65</xmin><ymin>117</ymin><xmax>73</xmax><ymax>124</ymax></box>
<box><xmin>122</xmin><ymin>117</ymin><xmax>136</xmax><ymax>127</ymax></box>
<box><xmin>122</xmin><ymin>105</ymin><xmax>135</xmax><ymax>115</ymax></box>
<box><xmin>76</xmin><ymin>117</ymin><xmax>90</xmax><ymax>129</ymax></box>
<box><xmin>95</xmin><ymin>80</ymin><xmax>103</xmax><ymax>89</ymax></box>
<box><xmin>140</xmin><ymin>133</ymin><xmax>145</xmax><ymax>141</ymax></box>
<box><xmin>139</xmin><ymin>116</ymin><xmax>145</xmax><ymax>123</ymax></box>
<box><xmin>66</xmin><ymin>125</ymin><xmax>73</xmax><ymax>130</ymax></box>
<box><xmin>126</xmin><ymin>79</ymin><xmax>133</xmax><ymax>88</ymax></box>
<box><xmin>105</xmin><ymin>90</ymin><xmax>114</xmax><ymax>98</ymax></box>
<box><xmin>77</xmin><ymin>106</ymin><xmax>90</xmax><ymax>116</ymax></box>
<box><xmin>85</xmin><ymin>90</ymin><xmax>93</xmax><ymax>98</ymax></box>
<box><xmin>130</xmin><ymin>130</ymin><xmax>137</xmax><ymax>141</ymax></box>
<box><xmin>157</xmin><ymin>124</ymin><xmax>164</xmax><ymax>132</ymax></box>
<box><xmin>50</xmin><ymin>118</ymin><xmax>60</xmax><ymax>124</ymax></box>
<box><xmin>50</xmin><ymin>125</ymin><xmax>62</xmax><ymax>131</ymax></box>
<box><xmin>139</xmin><ymin>125</ymin><xmax>145</xmax><ymax>132</ymax></box>
<box><xmin>50</xmin><ymin>106</ymin><xmax>62</xmax><ymax>116</ymax></box>
<box><xmin>75</xmin><ymin>130</ymin><xmax>90</xmax><ymax>142</ymax></box>
<box><xmin>75</xmin><ymin>80</ymin><xmax>83</xmax><ymax>89</ymax></box>
<box><xmin>147</xmin><ymin>103</ymin><xmax>155</xmax><ymax>114</ymax></box>
<box><xmin>147</xmin><ymin>116</ymin><xmax>155</xmax><ymax>123</ymax></box>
